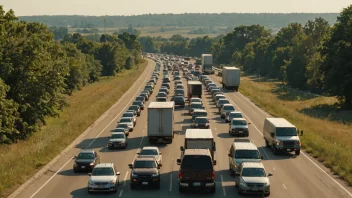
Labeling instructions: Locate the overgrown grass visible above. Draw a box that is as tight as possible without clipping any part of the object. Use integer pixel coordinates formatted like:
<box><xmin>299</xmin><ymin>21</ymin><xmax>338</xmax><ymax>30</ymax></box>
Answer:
<box><xmin>0</xmin><ymin>61</ymin><xmax>148</xmax><ymax>197</ymax></box>
<box><xmin>239</xmin><ymin>74</ymin><xmax>352</xmax><ymax>186</ymax></box>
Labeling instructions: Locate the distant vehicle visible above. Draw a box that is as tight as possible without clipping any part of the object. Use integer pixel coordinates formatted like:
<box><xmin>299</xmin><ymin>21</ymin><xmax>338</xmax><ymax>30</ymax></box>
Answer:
<box><xmin>156</xmin><ymin>97</ymin><xmax>167</xmax><ymax>102</ymax></box>
<box><xmin>220</xmin><ymin>104</ymin><xmax>236</xmax><ymax>119</ymax></box>
<box><xmin>222</xmin><ymin>67</ymin><xmax>240</xmax><ymax>91</ymax></box>
<box><xmin>192</xmin><ymin>117</ymin><xmax>210</xmax><ymax>129</ymax></box>
<box><xmin>108</xmin><ymin>132</ymin><xmax>128</xmax><ymax>149</ymax></box>
<box><xmin>161</xmin><ymin>83</ymin><xmax>170</xmax><ymax>89</ymax></box>
<box><xmin>111</xmin><ymin>127</ymin><xmax>129</xmax><ymax>136</ymax></box>
<box><xmin>122</xmin><ymin>112</ymin><xmax>136</xmax><ymax>125</ymax></box>
<box><xmin>132</xmin><ymin>101</ymin><xmax>144</xmax><ymax>110</ymax></box>
<box><xmin>137</xmin><ymin>146</ymin><xmax>163</xmax><ymax>165</ymax></box>
<box><xmin>129</xmin><ymin>105</ymin><xmax>141</xmax><ymax>116</ymax></box>
<box><xmin>148</xmin><ymin>102</ymin><xmax>174</xmax><ymax>144</ymax></box>
<box><xmin>229</xmin><ymin>118</ymin><xmax>250</xmax><ymax>137</ymax></box>
<box><xmin>87</xmin><ymin>163</ymin><xmax>120</xmax><ymax>194</ymax></box>
<box><xmin>116</xmin><ymin>122</ymin><xmax>133</xmax><ymax>132</ymax></box>
<box><xmin>189</xmin><ymin>102</ymin><xmax>204</xmax><ymax>115</ymax></box>
<box><xmin>73</xmin><ymin>150</ymin><xmax>100</xmax><ymax>173</ymax></box>
<box><xmin>173</xmin><ymin>96</ymin><xmax>185</xmax><ymax>107</ymax></box>
<box><xmin>129</xmin><ymin>157</ymin><xmax>161</xmax><ymax>189</ymax></box>
<box><xmin>191</xmin><ymin>109</ymin><xmax>208</xmax><ymax>122</ymax></box>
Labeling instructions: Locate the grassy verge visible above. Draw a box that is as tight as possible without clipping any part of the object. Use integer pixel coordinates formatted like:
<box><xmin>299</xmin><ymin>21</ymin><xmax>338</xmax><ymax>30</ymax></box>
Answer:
<box><xmin>238</xmin><ymin>74</ymin><xmax>352</xmax><ymax>186</ymax></box>
<box><xmin>0</xmin><ymin>61</ymin><xmax>148</xmax><ymax>197</ymax></box>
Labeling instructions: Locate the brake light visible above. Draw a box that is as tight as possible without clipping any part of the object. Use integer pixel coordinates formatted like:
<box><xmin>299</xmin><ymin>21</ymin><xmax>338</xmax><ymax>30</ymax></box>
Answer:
<box><xmin>179</xmin><ymin>172</ymin><xmax>183</xmax><ymax>180</ymax></box>
<box><xmin>211</xmin><ymin>171</ymin><xmax>215</xmax><ymax>180</ymax></box>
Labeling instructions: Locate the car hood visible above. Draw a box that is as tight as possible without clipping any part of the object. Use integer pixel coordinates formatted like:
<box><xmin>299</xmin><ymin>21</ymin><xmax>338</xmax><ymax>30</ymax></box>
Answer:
<box><xmin>110</xmin><ymin>138</ymin><xmax>126</xmax><ymax>142</ymax></box>
<box><xmin>90</xmin><ymin>175</ymin><xmax>116</xmax><ymax>182</ymax></box>
<box><xmin>235</xmin><ymin>158</ymin><xmax>261</xmax><ymax>165</ymax></box>
<box><xmin>75</xmin><ymin>159</ymin><xmax>94</xmax><ymax>163</ymax></box>
<box><xmin>231</xmin><ymin>125</ymin><xmax>248</xmax><ymax>129</ymax></box>
<box><xmin>133</xmin><ymin>168</ymin><xmax>158</xmax><ymax>174</ymax></box>
<box><xmin>242</xmin><ymin>177</ymin><xmax>269</xmax><ymax>184</ymax></box>
<box><xmin>276</xmin><ymin>136</ymin><xmax>300</xmax><ymax>141</ymax></box>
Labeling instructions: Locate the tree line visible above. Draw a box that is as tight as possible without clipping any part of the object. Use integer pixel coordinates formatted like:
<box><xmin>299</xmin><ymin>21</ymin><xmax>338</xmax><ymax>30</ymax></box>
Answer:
<box><xmin>19</xmin><ymin>13</ymin><xmax>339</xmax><ymax>29</ymax></box>
<box><xmin>0</xmin><ymin>6</ymin><xmax>143</xmax><ymax>144</ymax></box>
<box><xmin>140</xmin><ymin>5</ymin><xmax>352</xmax><ymax>105</ymax></box>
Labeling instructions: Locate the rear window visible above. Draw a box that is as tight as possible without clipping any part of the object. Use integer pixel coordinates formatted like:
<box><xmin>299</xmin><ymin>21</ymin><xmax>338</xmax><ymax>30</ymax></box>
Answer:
<box><xmin>181</xmin><ymin>155</ymin><xmax>213</xmax><ymax>169</ymax></box>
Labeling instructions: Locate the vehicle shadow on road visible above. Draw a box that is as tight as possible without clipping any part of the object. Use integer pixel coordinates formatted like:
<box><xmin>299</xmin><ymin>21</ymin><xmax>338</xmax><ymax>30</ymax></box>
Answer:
<box><xmin>99</xmin><ymin>137</ymin><xmax>144</xmax><ymax>152</ymax></box>
<box><xmin>259</xmin><ymin>146</ymin><xmax>298</xmax><ymax>160</ymax></box>
<box><xmin>75</xmin><ymin>137</ymin><xmax>110</xmax><ymax>149</ymax></box>
<box><xmin>70</xmin><ymin>187</ymin><xmax>118</xmax><ymax>197</ymax></box>
<box><xmin>217</xmin><ymin>133</ymin><xmax>236</xmax><ymax>139</ymax></box>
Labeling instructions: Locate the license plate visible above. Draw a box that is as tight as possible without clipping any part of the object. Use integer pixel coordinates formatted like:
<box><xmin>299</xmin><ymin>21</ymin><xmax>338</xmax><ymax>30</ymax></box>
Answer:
<box><xmin>239</xmin><ymin>131</ymin><xmax>243</xmax><ymax>133</ymax></box>
<box><xmin>287</xmin><ymin>149</ymin><xmax>291</xmax><ymax>151</ymax></box>
<box><xmin>142</xmin><ymin>182</ymin><xmax>148</xmax><ymax>185</ymax></box>
<box><xmin>81</xmin><ymin>166</ymin><xmax>85</xmax><ymax>168</ymax></box>
<box><xmin>252</xmin><ymin>187</ymin><xmax>258</xmax><ymax>191</ymax></box>
<box><xmin>98</xmin><ymin>185</ymin><xmax>104</xmax><ymax>188</ymax></box>
<box><xmin>193</xmin><ymin>182</ymin><xmax>201</xmax><ymax>186</ymax></box>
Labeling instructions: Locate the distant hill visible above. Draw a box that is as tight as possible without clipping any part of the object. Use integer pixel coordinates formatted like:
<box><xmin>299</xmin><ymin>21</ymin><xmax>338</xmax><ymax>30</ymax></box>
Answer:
<box><xmin>18</xmin><ymin>13</ymin><xmax>339</xmax><ymax>29</ymax></box>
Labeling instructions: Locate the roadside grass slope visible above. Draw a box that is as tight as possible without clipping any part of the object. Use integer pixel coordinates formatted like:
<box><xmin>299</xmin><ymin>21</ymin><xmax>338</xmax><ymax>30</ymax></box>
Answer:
<box><xmin>0</xmin><ymin>61</ymin><xmax>148</xmax><ymax>197</ymax></box>
<box><xmin>239</xmin><ymin>74</ymin><xmax>352</xmax><ymax>186</ymax></box>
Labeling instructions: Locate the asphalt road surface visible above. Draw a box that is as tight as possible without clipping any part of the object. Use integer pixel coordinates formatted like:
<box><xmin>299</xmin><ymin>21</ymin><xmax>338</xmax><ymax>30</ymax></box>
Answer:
<box><xmin>10</xmin><ymin>59</ymin><xmax>352</xmax><ymax>198</ymax></box>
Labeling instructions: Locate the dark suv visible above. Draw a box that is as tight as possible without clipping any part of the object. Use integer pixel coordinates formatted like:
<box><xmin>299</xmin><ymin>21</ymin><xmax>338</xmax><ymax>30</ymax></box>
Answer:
<box><xmin>177</xmin><ymin>149</ymin><xmax>216</xmax><ymax>193</ymax></box>
<box><xmin>73</xmin><ymin>150</ymin><xmax>100</xmax><ymax>173</ymax></box>
<box><xmin>128</xmin><ymin>156</ymin><xmax>161</xmax><ymax>189</ymax></box>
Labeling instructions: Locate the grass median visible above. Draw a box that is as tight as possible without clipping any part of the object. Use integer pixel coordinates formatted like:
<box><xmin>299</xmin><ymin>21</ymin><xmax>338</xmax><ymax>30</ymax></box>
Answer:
<box><xmin>0</xmin><ymin>61</ymin><xmax>148</xmax><ymax>197</ymax></box>
<box><xmin>238</xmin><ymin>74</ymin><xmax>352</xmax><ymax>186</ymax></box>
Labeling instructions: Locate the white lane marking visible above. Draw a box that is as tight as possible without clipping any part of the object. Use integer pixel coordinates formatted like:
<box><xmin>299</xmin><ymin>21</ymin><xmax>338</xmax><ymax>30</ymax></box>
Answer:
<box><xmin>169</xmin><ymin>174</ymin><xmax>173</xmax><ymax>191</ymax></box>
<box><xmin>212</xmin><ymin>77</ymin><xmax>352</xmax><ymax>197</ymax></box>
<box><xmin>282</xmin><ymin>184</ymin><xmax>288</xmax><ymax>190</ymax></box>
<box><xmin>29</xmin><ymin>62</ymin><xmax>153</xmax><ymax>198</ymax></box>
<box><xmin>118</xmin><ymin>190</ymin><xmax>123</xmax><ymax>197</ymax></box>
<box><xmin>220</xmin><ymin>174</ymin><xmax>226</xmax><ymax>196</ymax></box>
<box><xmin>119</xmin><ymin>171</ymin><xmax>129</xmax><ymax>197</ymax></box>
<box><xmin>273</xmin><ymin>167</ymin><xmax>276</xmax><ymax>171</ymax></box>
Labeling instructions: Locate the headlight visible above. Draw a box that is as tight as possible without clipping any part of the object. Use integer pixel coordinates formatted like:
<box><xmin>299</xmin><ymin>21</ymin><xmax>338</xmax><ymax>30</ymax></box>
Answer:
<box><xmin>131</xmin><ymin>172</ymin><xmax>138</xmax><ymax>177</ymax></box>
<box><xmin>120</xmin><ymin>141</ymin><xmax>125</xmax><ymax>145</ymax></box>
<box><xmin>264</xmin><ymin>182</ymin><xmax>270</xmax><ymax>186</ymax></box>
<box><xmin>276</xmin><ymin>140</ymin><xmax>280</xmax><ymax>145</ymax></box>
<box><xmin>205</xmin><ymin>123</ymin><xmax>209</xmax><ymax>126</ymax></box>
<box><xmin>110</xmin><ymin>180</ymin><xmax>116</xmax><ymax>184</ymax></box>
<box><xmin>239</xmin><ymin>182</ymin><xmax>247</xmax><ymax>187</ymax></box>
<box><xmin>152</xmin><ymin>172</ymin><xmax>159</xmax><ymax>177</ymax></box>
<box><xmin>88</xmin><ymin>180</ymin><xmax>94</xmax><ymax>185</ymax></box>
<box><xmin>90</xmin><ymin>162</ymin><xmax>94</xmax><ymax>166</ymax></box>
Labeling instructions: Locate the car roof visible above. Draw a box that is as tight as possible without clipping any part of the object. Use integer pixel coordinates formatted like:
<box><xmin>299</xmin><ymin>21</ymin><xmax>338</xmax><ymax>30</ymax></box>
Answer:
<box><xmin>216</xmin><ymin>94</ymin><xmax>225</xmax><ymax>97</ymax></box>
<box><xmin>95</xmin><ymin>163</ymin><xmax>114</xmax><ymax>168</ymax></box>
<box><xmin>79</xmin><ymin>150</ymin><xmax>95</xmax><ymax>154</ymax></box>
<box><xmin>233</xmin><ymin>142</ymin><xmax>258</xmax><ymax>150</ymax></box>
<box><xmin>111</xmin><ymin>132</ymin><xmax>125</xmax><ymax>135</ymax></box>
<box><xmin>229</xmin><ymin>111</ymin><xmax>242</xmax><ymax>114</ymax></box>
<box><xmin>232</xmin><ymin>118</ymin><xmax>246</xmax><ymax>121</ymax></box>
<box><xmin>195</xmin><ymin>116</ymin><xmax>208</xmax><ymax>119</ymax></box>
<box><xmin>183</xmin><ymin>149</ymin><xmax>211</xmax><ymax>156</ymax></box>
<box><xmin>142</xmin><ymin>146</ymin><xmax>158</xmax><ymax>150</ymax></box>
<box><xmin>190</xmin><ymin>102</ymin><xmax>202</xmax><ymax>105</ymax></box>
<box><xmin>241</xmin><ymin>162</ymin><xmax>265</xmax><ymax>169</ymax></box>
<box><xmin>193</xmin><ymin>109</ymin><xmax>207</xmax><ymax>113</ymax></box>
<box><xmin>223</xmin><ymin>104</ymin><xmax>234</xmax><ymax>107</ymax></box>
<box><xmin>135</xmin><ymin>156</ymin><xmax>155</xmax><ymax>161</ymax></box>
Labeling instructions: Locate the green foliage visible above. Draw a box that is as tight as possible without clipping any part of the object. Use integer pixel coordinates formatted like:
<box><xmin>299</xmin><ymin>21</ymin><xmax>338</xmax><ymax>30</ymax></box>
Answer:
<box><xmin>0</xmin><ymin>6</ymin><xmax>142</xmax><ymax>144</ymax></box>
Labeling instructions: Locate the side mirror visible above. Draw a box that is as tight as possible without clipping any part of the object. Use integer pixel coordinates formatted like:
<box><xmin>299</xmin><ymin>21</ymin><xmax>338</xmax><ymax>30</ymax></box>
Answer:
<box><xmin>159</xmin><ymin>152</ymin><xmax>162</xmax><ymax>154</ymax></box>
<box><xmin>180</xmin><ymin>146</ymin><xmax>185</xmax><ymax>151</ymax></box>
<box><xmin>177</xmin><ymin>159</ymin><xmax>181</xmax><ymax>165</ymax></box>
<box><xmin>268</xmin><ymin>173</ymin><xmax>273</xmax><ymax>176</ymax></box>
<box><xmin>235</xmin><ymin>172</ymin><xmax>240</xmax><ymax>176</ymax></box>
<box><xmin>128</xmin><ymin>164</ymin><xmax>133</xmax><ymax>169</ymax></box>
<box><xmin>116</xmin><ymin>172</ymin><xmax>121</xmax><ymax>175</ymax></box>
<box><xmin>88</xmin><ymin>173</ymin><xmax>92</xmax><ymax>176</ymax></box>
<box><xmin>248</xmin><ymin>123</ymin><xmax>251</xmax><ymax>124</ymax></box>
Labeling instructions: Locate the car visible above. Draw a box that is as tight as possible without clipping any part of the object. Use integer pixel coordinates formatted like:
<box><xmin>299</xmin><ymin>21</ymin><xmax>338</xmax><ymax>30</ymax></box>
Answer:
<box><xmin>162</xmin><ymin>77</ymin><xmax>170</xmax><ymax>83</ymax></box>
<box><xmin>132</xmin><ymin>101</ymin><xmax>144</xmax><ymax>110</ymax></box>
<box><xmin>174</xmin><ymin>80</ymin><xmax>182</xmax><ymax>85</ymax></box>
<box><xmin>122</xmin><ymin>112</ymin><xmax>136</xmax><ymax>125</ymax></box>
<box><xmin>156</xmin><ymin>92</ymin><xmax>167</xmax><ymax>98</ymax></box>
<box><xmin>209</xmin><ymin>86</ymin><xmax>219</xmax><ymax>93</ymax></box>
<box><xmin>145</xmin><ymin>85</ymin><xmax>154</xmax><ymax>93</ymax></box>
<box><xmin>172</xmin><ymin>96</ymin><xmax>185</xmax><ymax>107</ymax></box>
<box><xmin>229</xmin><ymin>118</ymin><xmax>250</xmax><ymax>137</ymax></box>
<box><xmin>235</xmin><ymin>162</ymin><xmax>272</xmax><ymax>197</ymax></box>
<box><xmin>188</xmin><ymin>102</ymin><xmax>204</xmax><ymax>115</ymax></box>
<box><xmin>73</xmin><ymin>150</ymin><xmax>100</xmax><ymax>173</ymax></box>
<box><xmin>214</xmin><ymin>94</ymin><xmax>226</xmax><ymax>103</ymax></box>
<box><xmin>108</xmin><ymin>132</ymin><xmax>128</xmax><ymax>149</ymax></box>
<box><xmin>141</xmin><ymin>90</ymin><xmax>151</xmax><ymax>97</ymax></box>
<box><xmin>129</xmin><ymin>157</ymin><xmax>161</xmax><ymax>189</ymax></box>
<box><xmin>129</xmin><ymin>105</ymin><xmax>141</xmax><ymax>116</ymax></box>
<box><xmin>175</xmin><ymin>84</ymin><xmax>184</xmax><ymax>90</ymax></box>
<box><xmin>175</xmin><ymin>89</ymin><xmax>184</xmax><ymax>96</ymax></box>
<box><xmin>177</xmin><ymin>149</ymin><xmax>216</xmax><ymax>193</ymax></box>
<box><xmin>192</xmin><ymin>117</ymin><xmax>210</xmax><ymax>129</ymax></box>
<box><xmin>137</xmin><ymin>146</ymin><xmax>163</xmax><ymax>165</ymax></box>
<box><xmin>217</xmin><ymin>98</ymin><xmax>230</xmax><ymax>109</ymax></box>
<box><xmin>191</xmin><ymin>109</ymin><xmax>208</xmax><ymax>122</ymax></box>
<box><xmin>126</xmin><ymin>109</ymin><xmax>137</xmax><ymax>117</ymax></box>
<box><xmin>140</xmin><ymin>93</ymin><xmax>149</xmax><ymax>101</ymax></box>
<box><xmin>117</xmin><ymin>122</ymin><xmax>133</xmax><ymax>132</ymax></box>
<box><xmin>136</xmin><ymin>96</ymin><xmax>146</xmax><ymax>103</ymax></box>
<box><xmin>174</xmin><ymin>76</ymin><xmax>181</xmax><ymax>81</ymax></box>
<box><xmin>220</xmin><ymin>104</ymin><xmax>236</xmax><ymax>118</ymax></box>
<box><xmin>111</xmin><ymin>127</ymin><xmax>129</xmax><ymax>136</ymax></box>
<box><xmin>189</xmin><ymin>97</ymin><xmax>202</xmax><ymax>106</ymax></box>
<box><xmin>87</xmin><ymin>163</ymin><xmax>121</xmax><ymax>194</ymax></box>
<box><xmin>228</xmin><ymin>141</ymin><xmax>262</xmax><ymax>174</ymax></box>
<box><xmin>156</xmin><ymin>97</ymin><xmax>167</xmax><ymax>102</ymax></box>
<box><xmin>226</xmin><ymin>111</ymin><xmax>243</xmax><ymax>123</ymax></box>
<box><xmin>207</xmin><ymin>83</ymin><xmax>216</xmax><ymax>91</ymax></box>
<box><xmin>210</xmin><ymin>88</ymin><xmax>221</xmax><ymax>96</ymax></box>
<box><xmin>119</xmin><ymin>117</ymin><xmax>134</xmax><ymax>129</ymax></box>
<box><xmin>159</xmin><ymin>88</ymin><xmax>169</xmax><ymax>95</ymax></box>
<box><xmin>162</xmin><ymin>83</ymin><xmax>170</xmax><ymax>89</ymax></box>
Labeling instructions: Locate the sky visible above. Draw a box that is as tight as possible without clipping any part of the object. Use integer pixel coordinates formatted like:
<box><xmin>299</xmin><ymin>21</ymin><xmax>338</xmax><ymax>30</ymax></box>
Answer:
<box><xmin>1</xmin><ymin>0</ymin><xmax>351</xmax><ymax>16</ymax></box>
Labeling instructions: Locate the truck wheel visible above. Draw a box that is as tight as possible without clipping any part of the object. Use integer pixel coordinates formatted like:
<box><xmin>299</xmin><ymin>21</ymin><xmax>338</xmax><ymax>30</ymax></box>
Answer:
<box><xmin>265</xmin><ymin>139</ymin><xmax>270</xmax><ymax>148</ymax></box>
<box><xmin>295</xmin><ymin>149</ymin><xmax>301</xmax><ymax>155</ymax></box>
<box><xmin>273</xmin><ymin>145</ymin><xmax>278</xmax><ymax>155</ymax></box>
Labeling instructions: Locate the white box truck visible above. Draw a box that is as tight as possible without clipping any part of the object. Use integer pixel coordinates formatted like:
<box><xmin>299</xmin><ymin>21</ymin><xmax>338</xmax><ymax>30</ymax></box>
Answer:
<box><xmin>148</xmin><ymin>102</ymin><xmax>174</xmax><ymax>144</ymax></box>
<box><xmin>222</xmin><ymin>67</ymin><xmax>240</xmax><ymax>91</ymax></box>
<box><xmin>180</xmin><ymin>129</ymin><xmax>216</xmax><ymax>160</ymax></box>
<box><xmin>201</xmin><ymin>54</ymin><xmax>215</xmax><ymax>75</ymax></box>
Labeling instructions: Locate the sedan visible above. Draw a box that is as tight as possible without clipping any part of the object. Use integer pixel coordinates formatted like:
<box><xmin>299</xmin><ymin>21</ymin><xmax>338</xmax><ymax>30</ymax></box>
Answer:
<box><xmin>87</xmin><ymin>163</ymin><xmax>120</xmax><ymax>194</ymax></box>
<box><xmin>157</xmin><ymin>92</ymin><xmax>167</xmax><ymax>98</ymax></box>
<box><xmin>192</xmin><ymin>117</ymin><xmax>210</xmax><ymax>129</ymax></box>
<box><xmin>136</xmin><ymin>96</ymin><xmax>146</xmax><ymax>103</ymax></box>
<box><xmin>188</xmin><ymin>102</ymin><xmax>204</xmax><ymax>115</ymax></box>
<box><xmin>73</xmin><ymin>150</ymin><xmax>100</xmax><ymax>173</ymax></box>
<box><xmin>111</xmin><ymin>127</ymin><xmax>129</xmax><ymax>136</ymax></box>
<box><xmin>129</xmin><ymin>105</ymin><xmax>141</xmax><ymax>116</ymax></box>
<box><xmin>156</xmin><ymin>97</ymin><xmax>167</xmax><ymax>102</ymax></box>
<box><xmin>108</xmin><ymin>132</ymin><xmax>128</xmax><ymax>149</ymax></box>
<box><xmin>137</xmin><ymin>146</ymin><xmax>163</xmax><ymax>165</ymax></box>
<box><xmin>122</xmin><ymin>112</ymin><xmax>136</xmax><ymax>125</ymax></box>
<box><xmin>117</xmin><ymin>122</ymin><xmax>133</xmax><ymax>132</ymax></box>
<box><xmin>172</xmin><ymin>96</ymin><xmax>185</xmax><ymax>107</ymax></box>
<box><xmin>132</xmin><ymin>101</ymin><xmax>144</xmax><ymax>110</ymax></box>
<box><xmin>162</xmin><ymin>83</ymin><xmax>170</xmax><ymax>89</ymax></box>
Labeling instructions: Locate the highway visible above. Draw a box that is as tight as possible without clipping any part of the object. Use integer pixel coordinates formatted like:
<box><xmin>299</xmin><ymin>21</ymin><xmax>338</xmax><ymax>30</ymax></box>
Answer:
<box><xmin>10</xmin><ymin>58</ymin><xmax>352</xmax><ymax>198</ymax></box>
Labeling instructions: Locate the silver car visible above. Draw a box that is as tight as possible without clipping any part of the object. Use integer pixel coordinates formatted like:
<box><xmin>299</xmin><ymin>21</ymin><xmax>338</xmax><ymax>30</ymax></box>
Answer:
<box><xmin>88</xmin><ymin>163</ymin><xmax>120</xmax><ymax>193</ymax></box>
<box><xmin>119</xmin><ymin>117</ymin><xmax>134</xmax><ymax>131</ymax></box>
<box><xmin>220</xmin><ymin>104</ymin><xmax>236</xmax><ymax>119</ymax></box>
<box><xmin>117</xmin><ymin>122</ymin><xmax>133</xmax><ymax>132</ymax></box>
<box><xmin>122</xmin><ymin>112</ymin><xmax>136</xmax><ymax>125</ymax></box>
<box><xmin>137</xmin><ymin>146</ymin><xmax>163</xmax><ymax>165</ymax></box>
<box><xmin>235</xmin><ymin>162</ymin><xmax>272</xmax><ymax>197</ymax></box>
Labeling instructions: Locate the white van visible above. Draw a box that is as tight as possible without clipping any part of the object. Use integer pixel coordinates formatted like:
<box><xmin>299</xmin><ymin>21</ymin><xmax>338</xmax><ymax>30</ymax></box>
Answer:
<box><xmin>263</xmin><ymin>118</ymin><xmax>302</xmax><ymax>155</ymax></box>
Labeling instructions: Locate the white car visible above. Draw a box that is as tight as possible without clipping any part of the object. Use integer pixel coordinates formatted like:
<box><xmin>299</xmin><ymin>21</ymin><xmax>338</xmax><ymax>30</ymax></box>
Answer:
<box><xmin>122</xmin><ymin>112</ymin><xmax>136</xmax><ymax>125</ymax></box>
<box><xmin>220</xmin><ymin>104</ymin><xmax>236</xmax><ymax>119</ymax></box>
<box><xmin>226</xmin><ymin>111</ymin><xmax>243</xmax><ymax>123</ymax></box>
<box><xmin>119</xmin><ymin>117</ymin><xmax>134</xmax><ymax>130</ymax></box>
<box><xmin>137</xmin><ymin>146</ymin><xmax>163</xmax><ymax>165</ymax></box>
<box><xmin>88</xmin><ymin>163</ymin><xmax>120</xmax><ymax>194</ymax></box>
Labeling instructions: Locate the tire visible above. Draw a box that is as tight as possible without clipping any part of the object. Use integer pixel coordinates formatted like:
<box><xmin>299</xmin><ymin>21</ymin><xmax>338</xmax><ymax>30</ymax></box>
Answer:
<box><xmin>295</xmin><ymin>149</ymin><xmax>301</xmax><ymax>155</ymax></box>
<box><xmin>265</xmin><ymin>139</ymin><xmax>270</xmax><ymax>148</ymax></box>
<box><xmin>273</xmin><ymin>145</ymin><xmax>278</xmax><ymax>155</ymax></box>
<box><xmin>155</xmin><ymin>182</ymin><xmax>160</xmax><ymax>189</ymax></box>
<box><xmin>73</xmin><ymin>168</ymin><xmax>77</xmax><ymax>173</ymax></box>
<box><xmin>264</xmin><ymin>192</ymin><xmax>271</xmax><ymax>197</ymax></box>
<box><xmin>178</xmin><ymin>186</ymin><xmax>184</xmax><ymax>193</ymax></box>
<box><xmin>210</xmin><ymin>186</ymin><xmax>216</xmax><ymax>194</ymax></box>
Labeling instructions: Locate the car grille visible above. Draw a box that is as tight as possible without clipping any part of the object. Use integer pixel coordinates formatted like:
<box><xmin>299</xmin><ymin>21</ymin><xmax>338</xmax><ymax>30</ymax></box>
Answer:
<box><xmin>137</xmin><ymin>174</ymin><xmax>152</xmax><ymax>181</ymax></box>
<box><xmin>283</xmin><ymin>141</ymin><xmax>295</xmax><ymax>148</ymax></box>
<box><xmin>246</xmin><ymin>183</ymin><xmax>264</xmax><ymax>187</ymax></box>
<box><xmin>76</xmin><ymin>162</ymin><xmax>91</xmax><ymax>166</ymax></box>
<box><xmin>94</xmin><ymin>182</ymin><xmax>109</xmax><ymax>185</ymax></box>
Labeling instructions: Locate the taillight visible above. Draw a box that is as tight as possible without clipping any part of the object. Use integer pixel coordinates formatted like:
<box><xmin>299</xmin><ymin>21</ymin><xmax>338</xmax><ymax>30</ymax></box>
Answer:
<box><xmin>179</xmin><ymin>172</ymin><xmax>183</xmax><ymax>180</ymax></box>
<box><xmin>211</xmin><ymin>171</ymin><xmax>215</xmax><ymax>180</ymax></box>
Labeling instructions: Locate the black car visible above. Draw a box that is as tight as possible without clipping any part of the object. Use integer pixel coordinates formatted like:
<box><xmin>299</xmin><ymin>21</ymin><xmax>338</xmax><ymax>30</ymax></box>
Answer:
<box><xmin>133</xmin><ymin>101</ymin><xmax>144</xmax><ymax>110</ymax></box>
<box><xmin>73</xmin><ymin>150</ymin><xmax>100</xmax><ymax>173</ymax></box>
<box><xmin>136</xmin><ymin>96</ymin><xmax>145</xmax><ymax>103</ymax></box>
<box><xmin>172</xmin><ymin>96</ymin><xmax>185</xmax><ymax>107</ymax></box>
<box><xmin>192</xmin><ymin>117</ymin><xmax>210</xmax><ymax>129</ymax></box>
<box><xmin>140</xmin><ymin>93</ymin><xmax>149</xmax><ymax>101</ymax></box>
<box><xmin>129</xmin><ymin>157</ymin><xmax>161</xmax><ymax>189</ymax></box>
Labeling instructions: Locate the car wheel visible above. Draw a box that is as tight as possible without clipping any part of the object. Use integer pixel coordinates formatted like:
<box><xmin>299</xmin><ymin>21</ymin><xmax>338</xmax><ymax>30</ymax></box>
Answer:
<box><xmin>88</xmin><ymin>189</ymin><xmax>92</xmax><ymax>194</ymax></box>
<box><xmin>295</xmin><ymin>149</ymin><xmax>300</xmax><ymax>155</ymax></box>
<box><xmin>210</xmin><ymin>186</ymin><xmax>216</xmax><ymax>194</ymax></box>
<box><xmin>73</xmin><ymin>168</ymin><xmax>77</xmax><ymax>173</ymax></box>
<box><xmin>273</xmin><ymin>145</ymin><xmax>278</xmax><ymax>155</ymax></box>
<box><xmin>113</xmin><ymin>184</ymin><xmax>118</xmax><ymax>193</ymax></box>
<box><xmin>178</xmin><ymin>186</ymin><xmax>184</xmax><ymax>193</ymax></box>
<box><xmin>264</xmin><ymin>192</ymin><xmax>271</xmax><ymax>197</ymax></box>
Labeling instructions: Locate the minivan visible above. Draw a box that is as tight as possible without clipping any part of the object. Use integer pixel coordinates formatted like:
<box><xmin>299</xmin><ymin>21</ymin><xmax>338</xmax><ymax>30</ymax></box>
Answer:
<box><xmin>228</xmin><ymin>141</ymin><xmax>262</xmax><ymax>174</ymax></box>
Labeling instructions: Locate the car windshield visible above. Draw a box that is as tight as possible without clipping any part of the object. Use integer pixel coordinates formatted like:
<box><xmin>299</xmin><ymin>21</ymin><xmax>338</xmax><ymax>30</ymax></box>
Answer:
<box><xmin>242</xmin><ymin>168</ymin><xmax>266</xmax><ymax>177</ymax></box>
<box><xmin>224</xmin><ymin>106</ymin><xmax>235</xmax><ymax>110</ymax></box>
<box><xmin>232</xmin><ymin>120</ymin><xmax>247</xmax><ymax>125</ymax></box>
<box><xmin>181</xmin><ymin>155</ymin><xmax>213</xmax><ymax>169</ymax></box>
<box><xmin>92</xmin><ymin>167</ymin><xmax>114</xmax><ymax>176</ymax></box>
<box><xmin>196</xmin><ymin>118</ymin><xmax>208</xmax><ymax>123</ymax></box>
<box><xmin>140</xmin><ymin>149</ymin><xmax>158</xmax><ymax>156</ymax></box>
<box><xmin>129</xmin><ymin>106</ymin><xmax>138</xmax><ymax>110</ymax></box>
<box><xmin>235</xmin><ymin>150</ymin><xmax>260</xmax><ymax>159</ymax></box>
<box><xmin>158</xmin><ymin>93</ymin><xmax>166</xmax><ymax>97</ymax></box>
<box><xmin>175</xmin><ymin>97</ymin><xmax>184</xmax><ymax>101</ymax></box>
<box><xmin>191</xmin><ymin>104</ymin><xmax>203</xmax><ymax>109</ymax></box>
<box><xmin>193</xmin><ymin>112</ymin><xmax>207</xmax><ymax>117</ymax></box>
<box><xmin>176</xmin><ymin>90</ymin><xmax>184</xmax><ymax>94</ymax></box>
<box><xmin>120</xmin><ymin>118</ymin><xmax>131</xmax><ymax>123</ymax></box>
<box><xmin>276</xmin><ymin>127</ymin><xmax>297</xmax><ymax>136</ymax></box>
<box><xmin>160</xmin><ymin>89</ymin><xmax>167</xmax><ymax>92</ymax></box>
<box><xmin>146</xmin><ymin>86</ymin><xmax>152</xmax><ymax>89</ymax></box>
<box><xmin>111</xmin><ymin>134</ymin><xmax>125</xmax><ymax>139</ymax></box>
<box><xmin>117</xmin><ymin>124</ymin><xmax>128</xmax><ymax>128</ymax></box>
<box><xmin>157</xmin><ymin>98</ymin><xmax>166</xmax><ymax>101</ymax></box>
<box><xmin>230</xmin><ymin>113</ymin><xmax>243</xmax><ymax>118</ymax></box>
<box><xmin>133</xmin><ymin>102</ymin><xmax>141</xmax><ymax>106</ymax></box>
<box><xmin>136</xmin><ymin>97</ymin><xmax>144</xmax><ymax>101</ymax></box>
<box><xmin>208</xmin><ymin>84</ymin><xmax>216</xmax><ymax>87</ymax></box>
<box><xmin>134</xmin><ymin>161</ymin><xmax>157</xmax><ymax>168</ymax></box>
<box><xmin>77</xmin><ymin>153</ymin><xmax>95</xmax><ymax>159</ymax></box>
